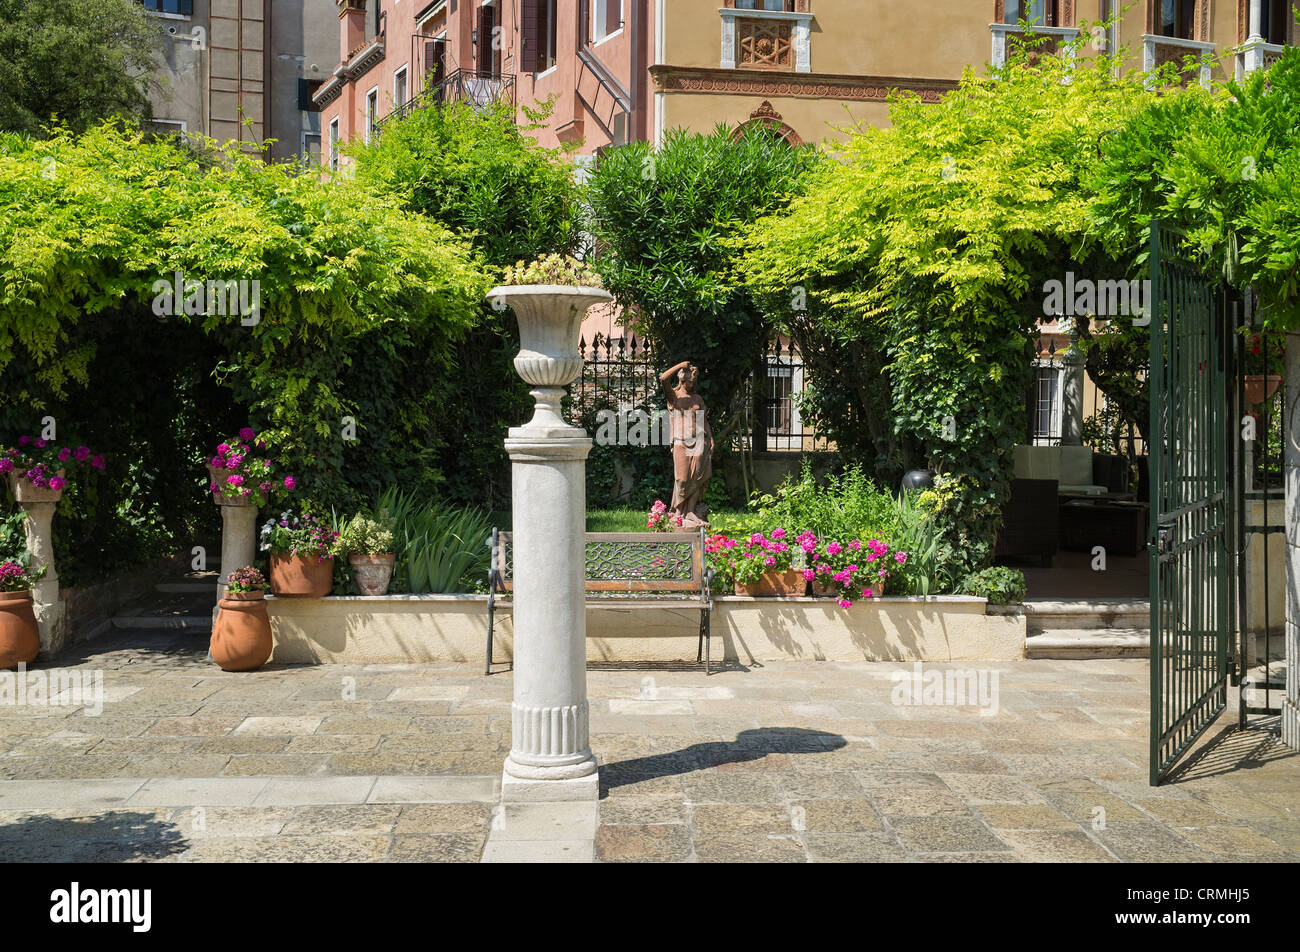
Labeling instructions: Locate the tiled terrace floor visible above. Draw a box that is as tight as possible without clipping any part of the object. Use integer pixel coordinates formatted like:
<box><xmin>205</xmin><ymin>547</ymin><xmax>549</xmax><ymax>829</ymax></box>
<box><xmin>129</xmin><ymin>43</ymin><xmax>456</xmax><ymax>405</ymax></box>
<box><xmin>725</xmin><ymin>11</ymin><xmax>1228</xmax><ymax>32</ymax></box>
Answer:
<box><xmin>0</xmin><ymin>631</ymin><xmax>1294</xmax><ymax>862</ymax></box>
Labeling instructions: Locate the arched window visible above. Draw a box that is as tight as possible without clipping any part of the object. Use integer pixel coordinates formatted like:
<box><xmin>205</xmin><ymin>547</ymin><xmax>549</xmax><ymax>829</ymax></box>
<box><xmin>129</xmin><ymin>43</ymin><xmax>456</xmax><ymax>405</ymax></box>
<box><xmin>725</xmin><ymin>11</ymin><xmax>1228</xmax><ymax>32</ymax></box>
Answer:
<box><xmin>731</xmin><ymin>101</ymin><xmax>804</xmax><ymax>147</ymax></box>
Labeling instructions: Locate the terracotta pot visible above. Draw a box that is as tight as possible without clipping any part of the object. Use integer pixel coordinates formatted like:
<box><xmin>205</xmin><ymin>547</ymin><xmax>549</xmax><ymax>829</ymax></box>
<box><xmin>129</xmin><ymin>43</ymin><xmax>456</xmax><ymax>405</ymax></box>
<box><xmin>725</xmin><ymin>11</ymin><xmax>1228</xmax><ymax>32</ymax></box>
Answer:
<box><xmin>349</xmin><ymin>553</ymin><xmax>395</xmax><ymax>596</ymax></box>
<box><xmin>8</xmin><ymin>469</ymin><xmax>65</xmax><ymax>504</ymax></box>
<box><xmin>269</xmin><ymin>552</ymin><xmax>334</xmax><ymax>598</ymax></box>
<box><xmin>1242</xmin><ymin>374</ymin><xmax>1283</xmax><ymax>406</ymax></box>
<box><xmin>734</xmin><ymin>569</ymin><xmax>806</xmax><ymax>597</ymax></box>
<box><xmin>0</xmin><ymin>590</ymin><xmax>40</xmax><ymax>670</ymax></box>
<box><xmin>211</xmin><ymin>591</ymin><xmax>272</xmax><ymax>671</ymax></box>
<box><xmin>207</xmin><ymin>465</ymin><xmax>255</xmax><ymax>507</ymax></box>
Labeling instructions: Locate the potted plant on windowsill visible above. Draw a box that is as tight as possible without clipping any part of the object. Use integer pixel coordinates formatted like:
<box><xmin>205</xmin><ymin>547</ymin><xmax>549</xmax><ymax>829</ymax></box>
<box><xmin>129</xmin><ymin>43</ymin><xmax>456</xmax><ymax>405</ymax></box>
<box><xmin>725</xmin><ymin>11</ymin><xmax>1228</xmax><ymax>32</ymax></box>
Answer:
<box><xmin>260</xmin><ymin>511</ymin><xmax>339</xmax><ymax>598</ymax></box>
<box><xmin>0</xmin><ymin>558</ymin><xmax>44</xmax><ymax>669</ymax></box>
<box><xmin>339</xmin><ymin>513</ymin><xmax>396</xmax><ymax>596</ymax></box>
<box><xmin>1</xmin><ymin>437</ymin><xmax>104</xmax><ymax>503</ymax></box>
<box><xmin>210</xmin><ymin>566</ymin><xmax>272</xmax><ymax>671</ymax></box>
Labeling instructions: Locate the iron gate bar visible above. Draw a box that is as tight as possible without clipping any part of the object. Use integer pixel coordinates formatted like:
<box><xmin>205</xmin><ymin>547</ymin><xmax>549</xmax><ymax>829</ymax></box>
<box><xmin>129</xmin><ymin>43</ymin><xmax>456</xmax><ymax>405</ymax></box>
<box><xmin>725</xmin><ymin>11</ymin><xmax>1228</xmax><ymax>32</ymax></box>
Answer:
<box><xmin>1149</xmin><ymin>222</ymin><xmax>1232</xmax><ymax>786</ymax></box>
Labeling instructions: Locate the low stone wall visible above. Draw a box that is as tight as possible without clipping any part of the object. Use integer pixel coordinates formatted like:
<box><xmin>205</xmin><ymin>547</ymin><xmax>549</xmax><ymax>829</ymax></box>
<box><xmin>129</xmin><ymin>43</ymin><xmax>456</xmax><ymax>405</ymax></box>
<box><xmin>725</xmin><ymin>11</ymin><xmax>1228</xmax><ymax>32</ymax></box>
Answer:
<box><xmin>265</xmin><ymin>594</ymin><xmax>1026</xmax><ymax>665</ymax></box>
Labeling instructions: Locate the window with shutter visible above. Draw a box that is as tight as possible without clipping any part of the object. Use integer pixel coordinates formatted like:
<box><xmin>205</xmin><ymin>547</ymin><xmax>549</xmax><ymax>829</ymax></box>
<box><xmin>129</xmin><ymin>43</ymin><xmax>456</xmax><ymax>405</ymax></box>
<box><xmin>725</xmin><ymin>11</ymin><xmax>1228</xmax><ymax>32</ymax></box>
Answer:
<box><xmin>521</xmin><ymin>0</ymin><xmax>540</xmax><ymax>72</ymax></box>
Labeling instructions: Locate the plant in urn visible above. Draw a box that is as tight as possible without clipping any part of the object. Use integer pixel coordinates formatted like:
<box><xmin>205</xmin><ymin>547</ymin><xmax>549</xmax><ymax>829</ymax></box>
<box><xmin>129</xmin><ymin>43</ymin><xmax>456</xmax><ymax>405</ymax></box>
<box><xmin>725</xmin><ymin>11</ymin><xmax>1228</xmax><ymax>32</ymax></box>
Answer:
<box><xmin>489</xmin><ymin>255</ymin><xmax>612</xmax><ymax>800</ymax></box>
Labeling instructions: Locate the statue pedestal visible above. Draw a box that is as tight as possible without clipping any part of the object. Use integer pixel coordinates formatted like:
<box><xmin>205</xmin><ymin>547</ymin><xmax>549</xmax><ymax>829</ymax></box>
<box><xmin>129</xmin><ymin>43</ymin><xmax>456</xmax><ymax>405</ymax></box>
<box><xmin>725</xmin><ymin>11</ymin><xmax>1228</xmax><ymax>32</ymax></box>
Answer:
<box><xmin>217</xmin><ymin>503</ymin><xmax>259</xmax><ymax>601</ymax></box>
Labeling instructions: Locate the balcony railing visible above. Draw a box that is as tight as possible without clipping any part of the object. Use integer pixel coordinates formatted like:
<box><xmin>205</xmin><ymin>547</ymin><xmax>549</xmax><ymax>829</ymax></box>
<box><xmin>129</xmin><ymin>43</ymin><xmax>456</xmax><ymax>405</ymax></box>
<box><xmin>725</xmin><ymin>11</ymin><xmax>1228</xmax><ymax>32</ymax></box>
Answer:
<box><xmin>384</xmin><ymin>69</ymin><xmax>516</xmax><ymax>126</ymax></box>
<box><xmin>1143</xmin><ymin>34</ymin><xmax>1217</xmax><ymax>88</ymax></box>
<box><xmin>1236</xmin><ymin>39</ymin><xmax>1287</xmax><ymax>80</ymax></box>
<box><xmin>990</xmin><ymin>23</ymin><xmax>1081</xmax><ymax>68</ymax></box>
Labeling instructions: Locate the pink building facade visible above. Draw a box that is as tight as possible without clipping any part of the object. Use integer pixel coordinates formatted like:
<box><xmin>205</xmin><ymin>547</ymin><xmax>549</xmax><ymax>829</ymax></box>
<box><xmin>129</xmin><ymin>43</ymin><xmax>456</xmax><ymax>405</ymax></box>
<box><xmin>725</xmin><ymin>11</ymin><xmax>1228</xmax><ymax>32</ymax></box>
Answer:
<box><xmin>313</xmin><ymin>0</ymin><xmax>652</xmax><ymax>170</ymax></box>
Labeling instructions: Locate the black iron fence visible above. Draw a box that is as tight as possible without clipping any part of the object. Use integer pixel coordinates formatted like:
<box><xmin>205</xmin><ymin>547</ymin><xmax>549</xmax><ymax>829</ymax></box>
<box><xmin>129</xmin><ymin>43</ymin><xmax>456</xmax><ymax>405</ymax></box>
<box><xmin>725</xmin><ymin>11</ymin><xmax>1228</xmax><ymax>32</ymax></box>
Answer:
<box><xmin>566</xmin><ymin>334</ymin><xmax>827</xmax><ymax>452</ymax></box>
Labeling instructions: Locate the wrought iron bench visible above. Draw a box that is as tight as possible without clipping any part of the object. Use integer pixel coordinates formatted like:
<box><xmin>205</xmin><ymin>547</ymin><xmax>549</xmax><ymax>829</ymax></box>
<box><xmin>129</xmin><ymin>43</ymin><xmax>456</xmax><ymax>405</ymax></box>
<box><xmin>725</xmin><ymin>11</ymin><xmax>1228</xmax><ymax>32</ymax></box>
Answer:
<box><xmin>486</xmin><ymin>528</ymin><xmax>714</xmax><ymax>675</ymax></box>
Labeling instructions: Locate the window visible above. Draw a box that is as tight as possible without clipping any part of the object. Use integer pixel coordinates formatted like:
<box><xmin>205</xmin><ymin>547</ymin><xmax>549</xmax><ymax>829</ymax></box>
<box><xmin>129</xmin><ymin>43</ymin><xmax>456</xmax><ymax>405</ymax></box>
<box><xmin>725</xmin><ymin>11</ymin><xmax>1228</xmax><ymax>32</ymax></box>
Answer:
<box><xmin>394</xmin><ymin>67</ymin><xmax>408</xmax><ymax>110</ymax></box>
<box><xmin>302</xmin><ymin>133</ymin><xmax>322</xmax><ymax>169</ymax></box>
<box><xmin>737</xmin><ymin>0</ymin><xmax>793</xmax><ymax>9</ymax></box>
<box><xmin>1261</xmin><ymin>0</ymin><xmax>1292</xmax><ymax>43</ymax></box>
<box><xmin>150</xmin><ymin>118</ymin><xmax>186</xmax><ymax>135</ymax></box>
<box><xmin>522</xmin><ymin>0</ymin><xmax>558</xmax><ymax>73</ymax></box>
<box><xmin>593</xmin><ymin>0</ymin><xmax>622</xmax><ymax>40</ymax></box>
<box><xmin>1032</xmin><ymin>365</ymin><xmax>1063</xmax><ymax>444</ymax></box>
<box><xmin>140</xmin><ymin>0</ymin><xmax>193</xmax><ymax>15</ymax></box>
<box><xmin>1159</xmin><ymin>0</ymin><xmax>1195</xmax><ymax>38</ymax></box>
<box><xmin>329</xmin><ymin>118</ymin><xmax>340</xmax><ymax>171</ymax></box>
<box><xmin>478</xmin><ymin>3</ymin><xmax>502</xmax><ymax>75</ymax></box>
<box><xmin>1004</xmin><ymin>1</ymin><xmax>1055</xmax><ymax>25</ymax></box>
<box><xmin>365</xmin><ymin>88</ymin><xmax>379</xmax><ymax>143</ymax></box>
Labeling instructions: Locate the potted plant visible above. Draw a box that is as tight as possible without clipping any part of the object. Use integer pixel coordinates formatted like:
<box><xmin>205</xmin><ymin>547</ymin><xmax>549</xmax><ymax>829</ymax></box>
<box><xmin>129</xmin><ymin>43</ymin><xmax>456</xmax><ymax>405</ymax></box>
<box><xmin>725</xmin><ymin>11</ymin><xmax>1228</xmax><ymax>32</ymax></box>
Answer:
<box><xmin>647</xmin><ymin>499</ymin><xmax>685</xmax><ymax>532</ymax></box>
<box><xmin>0</xmin><ymin>558</ymin><xmax>44</xmax><ymax>669</ymax></box>
<box><xmin>804</xmin><ymin>535</ymin><xmax>910</xmax><ymax>607</ymax></box>
<box><xmin>1240</xmin><ymin>330</ymin><xmax>1285</xmax><ymax>405</ymax></box>
<box><xmin>1</xmin><ymin>438</ymin><xmax>104</xmax><ymax>503</ymax></box>
<box><xmin>260</xmin><ymin>510</ymin><xmax>338</xmax><ymax>598</ymax></box>
<box><xmin>731</xmin><ymin>529</ymin><xmax>804</xmax><ymax>596</ymax></box>
<box><xmin>339</xmin><ymin>514</ymin><xmax>396</xmax><ymax>596</ymax></box>
<box><xmin>207</xmin><ymin>428</ymin><xmax>295</xmax><ymax>508</ymax></box>
<box><xmin>210</xmin><ymin>566</ymin><xmax>273</xmax><ymax>671</ymax></box>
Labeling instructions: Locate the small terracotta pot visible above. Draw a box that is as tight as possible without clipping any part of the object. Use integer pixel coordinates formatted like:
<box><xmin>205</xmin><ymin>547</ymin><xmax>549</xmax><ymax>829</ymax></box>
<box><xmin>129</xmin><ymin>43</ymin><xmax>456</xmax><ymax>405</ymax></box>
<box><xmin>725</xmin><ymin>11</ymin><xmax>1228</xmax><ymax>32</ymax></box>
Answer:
<box><xmin>0</xmin><ymin>590</ymin><xmax>40</xmax><ymax>670</ymax></box>
<box><xmin>211</xmin><ymin>590</ymin><xmax>272</xmax><ymax>671</ymax></box>
<box><xmin>207</xmin><ymin>465</ymin><xmax>256</xmax><ymax>506</ymax></box>
<box><xmin>269</xmin><ymin>552</ymin><xmax>334</xmax><ymax>598</ymax></box>
<box><xmin>1242</xmin><ymin>374</ymin><xmax>1283</xmax><ymax>406</ymax></box>
<box><xmin>349</xmin><ymin>553</ymin><xmax>395</xmax><ymax>596</ymax></box>
<box><xmin>734</xmin><ymin>569</ymin><xmax>806</xmax><ymax>597</ymax></box>
<box><xmin>8</xmin><ymin>469</ymin><xmax>65</xmax><ymax>504</ymax></box>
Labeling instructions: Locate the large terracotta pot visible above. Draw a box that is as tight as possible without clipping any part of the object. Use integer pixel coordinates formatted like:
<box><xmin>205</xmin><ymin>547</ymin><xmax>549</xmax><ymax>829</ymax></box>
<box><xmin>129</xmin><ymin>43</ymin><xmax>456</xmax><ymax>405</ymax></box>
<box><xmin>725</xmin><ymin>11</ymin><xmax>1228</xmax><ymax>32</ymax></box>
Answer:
<box><xmin>210</xmin><ymin>590</ymin><xmax>272</xmax><ymax>671</ymax></box>
<box><xmin>207</xmin><ymin>465</ymin><xmax>255</xmax><ymax>507</ymax></box>
<box><xmin>734</xmin><ymin>569</ymin><xmax>806</xmax><ymax>597</ymax></box>
<box><xmin>0</xmin><ymin>591</ymin><xmax>40</xmax><ymax>670</ymax></box>
<box><xmin>1242</xmin><ymin>374</ymin><xmax>1283</xmax><ymax>406</ymax></box>
<box><xmin>349</xmin><ymin>553</ymin><xmax>395</xmax><ymax>596</ymax></box>
<box><xmin>269</xmin><ymin>552</ymin><xmax>334</xmax><ymax>598</ymax></box>
<box><xmin>8</xmin><ymin>469</ymin><xmax>65</xmax><ymax>504</ymax></box>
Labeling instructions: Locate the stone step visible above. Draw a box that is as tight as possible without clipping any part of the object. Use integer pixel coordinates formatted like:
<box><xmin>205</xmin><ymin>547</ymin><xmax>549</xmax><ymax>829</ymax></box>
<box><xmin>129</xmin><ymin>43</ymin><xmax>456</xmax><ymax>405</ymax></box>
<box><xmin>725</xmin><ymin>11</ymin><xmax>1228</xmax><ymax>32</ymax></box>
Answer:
<box><xmin>1026</xmin><ymin>628</ymin><xmax>1150</xmax><ymax>659</ymax></box>
<box><xmin>110</xmin><ymin>616</ymin><xmax>212</xmax><ymax>632</ymax></box>
<box><xmin>154</xmin><ymin>582</ymin><xmax>218</xmax><ymax>594</ymax></box>
<box><xmin>1024</xmin><ymin>598</ymin><xmax>1149</xmax><ymax>635</ymax></box>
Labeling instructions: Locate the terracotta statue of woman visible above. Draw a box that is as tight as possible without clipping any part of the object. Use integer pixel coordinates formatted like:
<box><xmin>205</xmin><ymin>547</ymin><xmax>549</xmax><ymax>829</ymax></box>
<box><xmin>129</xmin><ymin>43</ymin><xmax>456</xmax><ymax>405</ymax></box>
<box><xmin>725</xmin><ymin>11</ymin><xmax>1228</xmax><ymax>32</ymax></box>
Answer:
<box><xmin>660</xmin><ymin>360</ymin><xmax>713</xmax><ymax>528</ymax></box>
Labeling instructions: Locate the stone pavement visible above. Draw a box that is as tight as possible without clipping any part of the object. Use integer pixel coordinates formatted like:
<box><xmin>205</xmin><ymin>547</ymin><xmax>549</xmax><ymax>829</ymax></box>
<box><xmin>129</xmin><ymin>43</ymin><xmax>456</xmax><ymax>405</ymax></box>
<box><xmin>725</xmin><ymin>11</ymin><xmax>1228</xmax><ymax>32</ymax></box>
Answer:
<box><xmin>0</xmin><ymin>630</ymin><xmax>1295</xmax><ymax>862</ymax></box>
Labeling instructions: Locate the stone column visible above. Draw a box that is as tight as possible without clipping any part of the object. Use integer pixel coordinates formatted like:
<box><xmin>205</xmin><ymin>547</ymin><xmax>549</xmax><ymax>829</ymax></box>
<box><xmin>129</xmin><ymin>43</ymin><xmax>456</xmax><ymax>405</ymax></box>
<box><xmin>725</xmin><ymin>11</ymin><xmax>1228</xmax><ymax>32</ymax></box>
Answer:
<box><xmin>1281</xmin><ymin>332</ymin><xmax>1299</xmax><ymax>750</ymax></box>
<box><xmin>1061</xmin><ymin>318</ymin><xmax>1086</xmax><ymax>446</ymax></box>
<box><xmin>217</xmin><ymin>503</ymin><xmax>258</xmax><ymax>602</ymax></box>
<box><xmin>21</xmin><ymin>501</ymin><xmax>66</xmax><ymax>654</ymax></box>
<box><xmin>1245</xmin><ymin>0</ymin><xmax>1266</xmax><ymax>75</ymax></box>
<box><xmin>493</xmin><ymin>285</ymin><xmax>610</xmax><ymax>801</ymax></box>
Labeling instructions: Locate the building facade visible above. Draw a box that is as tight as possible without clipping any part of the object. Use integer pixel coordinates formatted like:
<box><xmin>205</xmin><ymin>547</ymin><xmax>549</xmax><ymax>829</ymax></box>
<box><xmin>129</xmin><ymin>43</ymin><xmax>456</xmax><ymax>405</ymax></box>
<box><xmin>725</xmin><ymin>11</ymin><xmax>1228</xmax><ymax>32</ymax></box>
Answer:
<box><xmin>315</xmin><ymin>1</ymin><xmax>1295</xmax><ymax>170</ymax></box>
<box><xmin>140</xmin><ymin>0</ymin><xmax>338</xmax><ymax>164</ymax></box>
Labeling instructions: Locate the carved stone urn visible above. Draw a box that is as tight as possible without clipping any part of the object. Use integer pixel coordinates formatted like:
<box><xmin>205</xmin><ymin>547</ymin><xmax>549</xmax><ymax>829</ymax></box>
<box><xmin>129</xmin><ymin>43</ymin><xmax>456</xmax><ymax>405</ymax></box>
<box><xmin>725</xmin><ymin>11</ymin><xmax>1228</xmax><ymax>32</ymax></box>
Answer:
<box><xmin>490</xmin><ymin>286</ymin><xmax>612</xmax><ymax>431</ymax></box>
<box><xmin>488</xmin><ymin>283</ymin><xmax>612</xmax><ymax>800</ymax></box>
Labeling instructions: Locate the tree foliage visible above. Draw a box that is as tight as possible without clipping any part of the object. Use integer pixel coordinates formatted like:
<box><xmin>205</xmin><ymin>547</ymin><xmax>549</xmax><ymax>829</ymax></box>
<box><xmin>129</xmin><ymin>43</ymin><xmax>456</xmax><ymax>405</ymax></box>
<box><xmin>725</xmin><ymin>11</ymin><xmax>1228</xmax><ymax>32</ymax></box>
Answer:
<box><xmin>0</xmin><ymin>0</ymin><xmax>159</xmax><ymax>136</ymax></box>
<box><xmin>740</xmin><ymin>34</ymin><xmax>1152</xmax><ymax>572</ymax></box>
<box><xmin>585</xmin><ymin>124</ymin><xmax>820</xmax><ymax>459</ymax></box>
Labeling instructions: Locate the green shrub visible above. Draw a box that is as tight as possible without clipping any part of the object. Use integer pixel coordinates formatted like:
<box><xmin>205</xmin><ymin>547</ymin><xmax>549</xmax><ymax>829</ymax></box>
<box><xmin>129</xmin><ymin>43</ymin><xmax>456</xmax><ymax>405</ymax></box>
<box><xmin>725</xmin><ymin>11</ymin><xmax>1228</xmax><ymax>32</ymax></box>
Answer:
<box><xmin>376</xmin><ymin>486</ymin><xmax>491</xmax><ymax>594</ymax></box>
<box><xmin>747</xmin><ymin>461</ymin><xmax>895</xmax><ymax>542</ymax></box>
<box><xmin>336</xmin><ymin>513</ymin><xmax>395</xmax><ymax>558</ymax></box>
<box><xmin>957</xmin><ymin>566</ymin><xmax>1027</xmax><ymax>605</ymax></box>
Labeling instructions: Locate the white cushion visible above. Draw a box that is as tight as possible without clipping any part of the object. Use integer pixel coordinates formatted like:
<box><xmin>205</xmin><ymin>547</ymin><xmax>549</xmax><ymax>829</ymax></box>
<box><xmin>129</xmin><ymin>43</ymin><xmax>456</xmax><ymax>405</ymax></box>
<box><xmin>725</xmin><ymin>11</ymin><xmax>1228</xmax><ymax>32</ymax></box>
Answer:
<box><xmin>1058</xmin><ymin>445</ymin><xmax>1094</xmax><ymax>487</ymax></box>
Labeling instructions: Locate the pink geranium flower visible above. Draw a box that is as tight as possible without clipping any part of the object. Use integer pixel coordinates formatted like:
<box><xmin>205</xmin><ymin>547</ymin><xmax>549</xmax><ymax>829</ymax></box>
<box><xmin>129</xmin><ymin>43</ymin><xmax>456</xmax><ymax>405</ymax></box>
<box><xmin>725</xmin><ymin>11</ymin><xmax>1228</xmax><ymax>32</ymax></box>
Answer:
<box><xmin>238</xmin><ymin>427</ymin><xmax>256</xmax><ymax>441</ymax></box>
<box><xmin>91</xmin><ymin>456</ymin><xmax>105</xmax><ymax>471</ymax></box>
<box><xmin>283</xmin><ymin>476</ymin><xmax>297</xmax><ymax>490</ymax></box>
<box><xmin>47</xmin><ymin>476</ymin><xmax>66</xmax><ymax>491</ymax></box>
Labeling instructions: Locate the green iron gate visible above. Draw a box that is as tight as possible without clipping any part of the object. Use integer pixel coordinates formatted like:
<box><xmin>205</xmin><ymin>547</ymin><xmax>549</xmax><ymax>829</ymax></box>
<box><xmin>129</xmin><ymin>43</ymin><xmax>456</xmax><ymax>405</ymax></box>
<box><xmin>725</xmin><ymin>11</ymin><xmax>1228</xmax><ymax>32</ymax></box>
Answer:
<box><xmin>1148</xmin><ymin>223</ymin><xmax>1232</xmax><ymax>785</ymax></box>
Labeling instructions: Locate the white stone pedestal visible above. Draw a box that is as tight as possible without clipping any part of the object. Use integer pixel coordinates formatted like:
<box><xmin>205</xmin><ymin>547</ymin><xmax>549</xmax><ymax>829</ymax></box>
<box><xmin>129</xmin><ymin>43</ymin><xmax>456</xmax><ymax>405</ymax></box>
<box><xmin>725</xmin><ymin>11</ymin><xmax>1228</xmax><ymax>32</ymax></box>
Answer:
<box><xmin>493</xmin><ymin>284</ymin><xmax>610</xmax><ymax>801</ymax></box>
<box><xmin>21</xmin><ymin>501</ymin><xmax>66</xmax><ymax>654</ymax></box>
<box><xmin>501</xmin><ymin>430</ymin><xmax>597</xmax><ymax>802</ymax></box>
<box><xmin>1282</xmin><ymin>333</ymin><xmax>1300</xmax><ymax>750</ymax></box>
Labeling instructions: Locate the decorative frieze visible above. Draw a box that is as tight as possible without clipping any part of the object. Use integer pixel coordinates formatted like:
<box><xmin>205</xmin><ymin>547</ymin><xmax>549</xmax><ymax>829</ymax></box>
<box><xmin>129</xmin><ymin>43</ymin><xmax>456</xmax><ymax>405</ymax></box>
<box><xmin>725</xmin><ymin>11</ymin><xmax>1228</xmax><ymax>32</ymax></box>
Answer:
<box><xmin>651</xmin><ymin>65</ymin><xmax>959</xmax><ymax>105</ymax></box>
